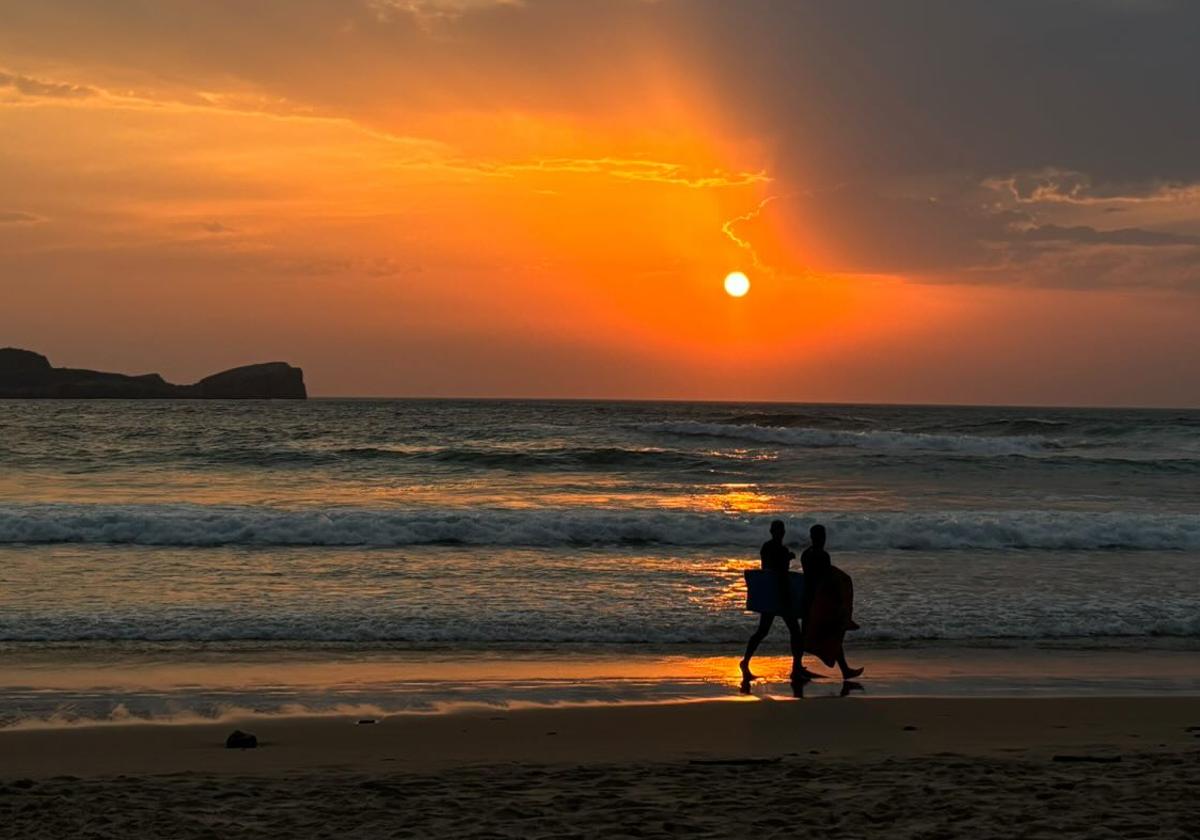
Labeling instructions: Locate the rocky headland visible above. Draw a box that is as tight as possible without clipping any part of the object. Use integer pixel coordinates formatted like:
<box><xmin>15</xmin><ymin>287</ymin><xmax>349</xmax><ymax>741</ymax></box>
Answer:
<box><xmin>0</xmin><ymin>348</ymin><xmax>307</xmax><ymax>399</ymax></box>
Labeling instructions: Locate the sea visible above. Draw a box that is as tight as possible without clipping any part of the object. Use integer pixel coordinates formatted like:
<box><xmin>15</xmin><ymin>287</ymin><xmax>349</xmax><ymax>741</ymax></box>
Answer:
<box><xmin>1</xmin><ymin>399</ymin><xmax>1198</xmax><ymax>725</ymax></box>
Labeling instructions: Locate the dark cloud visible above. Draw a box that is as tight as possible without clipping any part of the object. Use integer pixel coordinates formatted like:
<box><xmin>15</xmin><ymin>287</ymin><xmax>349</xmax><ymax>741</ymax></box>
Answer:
<box><xmin>1020</xmin><ymin>224</ymin><xmax>1200</xmax><ymax>247</ymax></box>
<box><xmin>676</xmin><ymin>1</ymin><xmax>1200</xmax><ymax>186</ymax></box>
<box><xmin>982</xmin><ymin>240</ymin><xmax>1200</xmax><ymax>291</ymax></box>
<box><xmin>664</xmin><ymin>1</ymin><xmax>1200</xmax><ymax>287</ymax></box>
<box><xmin>753</xmin><ymin>186</ymin><xmax>1028</xmax><ymax>275</ymax></box>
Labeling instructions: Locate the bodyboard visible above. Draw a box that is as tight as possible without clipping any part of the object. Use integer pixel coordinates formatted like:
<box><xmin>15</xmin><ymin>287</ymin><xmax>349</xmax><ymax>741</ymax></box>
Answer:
<box><xmin>744</xmin><ymin>570</ymin><xmax>805</xmax><ymax>617</ymax></box>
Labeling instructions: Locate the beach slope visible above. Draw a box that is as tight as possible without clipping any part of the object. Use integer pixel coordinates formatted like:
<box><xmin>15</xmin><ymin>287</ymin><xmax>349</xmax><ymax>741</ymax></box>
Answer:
<box><xmin>2</xmin><ymin>697</ymin><xmax>1197</xmax><ymax>838</ymax></box>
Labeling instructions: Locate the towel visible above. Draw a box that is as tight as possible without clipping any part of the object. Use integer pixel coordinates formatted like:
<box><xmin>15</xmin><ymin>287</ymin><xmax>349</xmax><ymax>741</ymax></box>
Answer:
<box><xmin>803</xmin><ymin>566</ymin><xmax>858</xmax><ymax>667</ymax></box>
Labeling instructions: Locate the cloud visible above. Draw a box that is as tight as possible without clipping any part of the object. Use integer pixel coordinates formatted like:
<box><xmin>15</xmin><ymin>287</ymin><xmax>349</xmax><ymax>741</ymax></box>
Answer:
<box><xmin>369</xmin><ymin>0</ymin><xmax>520</xmax><ymax>26</ymax></box>
<box><xmin>2</xmin><ymin>0</ymin><xmax>1200</xmax><ymax>290</ymax></box>
<box><xmin>0</xmin><ymin>70</ymin><xmax>96</xmax><ymax>99</ymax></box>
<box><xmin>967</xmin><ymin>240</ymin><xmax>1200</xmax><ymax>291</ymax></box>
<box><xmin>988</xmin><ymin>169</ymin><xmax>1200</xmax><ymax>206</ymax></box>
<box><xmin>458</xmin><ymin>157</ymin><xmax>768</xmax><ymax>189</ymax></box>
<box><xmin>1020</xmin><ymin>224</ymin><xmax>1200</xmax><ymax>247</ymax></box>
<box><xmin>3</xmin><ymin>2</ymin><xmax>1199</xmax><ymax>175</ymax></box>
<box><xmin>722</xmin><ymin>196</ymin><xmax>778</xmax><ymax>274</ymax></box>
<box><xmin>273</xmin><ymin>255</ymin><xmax>405</xmax><ymax>277</ymax></box>
<box><xmin>0</xmin><ymin>210</ymin><xmax>42</xmax><ymax>223</ymax></box>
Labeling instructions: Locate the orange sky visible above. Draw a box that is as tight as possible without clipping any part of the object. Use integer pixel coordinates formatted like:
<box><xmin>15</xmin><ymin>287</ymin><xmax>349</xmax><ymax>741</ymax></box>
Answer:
<box><xmin>1</xmin><ymin>1</ymin><xmax>1198</xmax><ymax>404</ymax></box>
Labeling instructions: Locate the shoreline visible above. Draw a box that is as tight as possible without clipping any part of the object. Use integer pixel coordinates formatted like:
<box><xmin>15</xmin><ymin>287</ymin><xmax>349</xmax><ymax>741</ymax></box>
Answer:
<box><xmin>3</xmin><ymin>696</ymin><xmax>1198</xmax><ymax>778</ymax></box>
<box><xmin>3</xmin><ymin>646</ymin><xmax>1199</xmax><ymax>729</ymax></box>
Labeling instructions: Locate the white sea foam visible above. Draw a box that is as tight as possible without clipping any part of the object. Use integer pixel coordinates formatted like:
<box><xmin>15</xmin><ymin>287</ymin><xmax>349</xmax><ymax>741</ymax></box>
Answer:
<box><xmin>1</xmin><ymin>504</ymin><xmax>1197</xmax><ymax>550</ymax></box>
<box><xmin>2</xmin><ymin>605</ymin><xmax>1198</xmax><ymax>643</ymax></box>
<box><xmin>640</xmin><ymin>420</ymin><xmax>1055</xmax><ymax>456</ymax></box>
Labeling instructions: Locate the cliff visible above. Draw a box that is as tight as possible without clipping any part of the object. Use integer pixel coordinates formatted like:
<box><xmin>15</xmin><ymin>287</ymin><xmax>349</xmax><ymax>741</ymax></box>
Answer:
<box><xmin>192</xmin><ymin>362</ymin><xmax>307</xmax><ymax>399</ymax></box>
<box><xmin>0</xmin><ymin>348</ymin><xmax>307</xmax><ymax>399</ymax></box>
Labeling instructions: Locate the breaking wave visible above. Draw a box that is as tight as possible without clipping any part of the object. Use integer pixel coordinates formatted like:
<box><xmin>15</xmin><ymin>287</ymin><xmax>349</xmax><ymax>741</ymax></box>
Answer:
<box><xmin>642</xmin><ymin>420</ymin><xmax>1053</xmax><ymax>456</ymax></box>
<box><xmin>2</xmin><ymin>503</ymin><xmax>1197</xmax><ymax>550</ymax></box>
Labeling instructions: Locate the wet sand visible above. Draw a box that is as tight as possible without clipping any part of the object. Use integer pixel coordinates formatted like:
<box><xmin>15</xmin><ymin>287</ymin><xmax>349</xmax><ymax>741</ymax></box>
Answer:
<box><xmin>4</xmin><ymin>646</ymin><xmax>1199</xmax><ymax>726</ymax></box>
<box><xmin>2</xmin><ymin>697</ymin><xmax>1198</xmax><ymax>837</ymax></box>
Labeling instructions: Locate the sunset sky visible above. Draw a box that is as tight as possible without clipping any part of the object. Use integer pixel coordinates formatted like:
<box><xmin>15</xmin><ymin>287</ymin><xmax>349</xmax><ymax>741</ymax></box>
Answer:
<box><xmin>2</xmin><ymin>0</ymin><xmax>1198</xmax><ymax>404</ymax></box>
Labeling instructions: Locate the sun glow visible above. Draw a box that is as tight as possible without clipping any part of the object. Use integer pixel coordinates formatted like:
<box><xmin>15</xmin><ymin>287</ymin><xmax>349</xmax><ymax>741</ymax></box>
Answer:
<box><xmin>724</xmin><ymin>271</ymin><xmax>750</xmax><ymax>297</ymax></box>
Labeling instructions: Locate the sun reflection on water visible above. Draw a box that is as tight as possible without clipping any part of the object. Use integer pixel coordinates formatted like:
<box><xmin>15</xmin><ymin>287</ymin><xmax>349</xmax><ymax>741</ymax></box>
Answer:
<box><xmin>696</xmin><ymin>483</ymin><xmax>775</xmax><ymax>514</ymax></box>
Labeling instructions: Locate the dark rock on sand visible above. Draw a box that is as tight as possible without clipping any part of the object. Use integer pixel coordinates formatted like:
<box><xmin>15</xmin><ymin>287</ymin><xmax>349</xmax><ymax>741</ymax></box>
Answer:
<box><xmin>1051</xmin><ymin>754</ymin><xmax>1121</xmax><ymax>763</ymax></box>
<box><xmin>225</xmin><ymin>730</ymin><xmax>258</xmax><ymax>749</ymax></box>
<box><xmin>0</xmin><ymin>348</ymin><xmax>306</xmax><ymax>399</ymax></box>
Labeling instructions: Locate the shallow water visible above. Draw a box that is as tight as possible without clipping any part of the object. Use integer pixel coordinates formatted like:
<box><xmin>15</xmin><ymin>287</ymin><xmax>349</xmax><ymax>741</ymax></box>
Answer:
<box><xmin>2</xmin><ymin>646</ymin><xmax>1198</xmax><ymax>728</ymax></box>
<box><xmin>1</xmin><ymin>545</ymin><xmax>1196</xmax><ymax>644</ymax></box>
<box><xmin>2</xmin><ymin>399</ymin><xmax>1198</xmax><ymax>724</ymax></box>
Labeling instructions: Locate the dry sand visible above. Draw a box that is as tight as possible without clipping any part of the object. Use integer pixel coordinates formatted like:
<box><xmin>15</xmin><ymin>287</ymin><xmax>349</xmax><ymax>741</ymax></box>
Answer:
<box><xmin>2</xmin><ymin>697</ymin><xmax>1198</xmax><ymax>838</ymax></box>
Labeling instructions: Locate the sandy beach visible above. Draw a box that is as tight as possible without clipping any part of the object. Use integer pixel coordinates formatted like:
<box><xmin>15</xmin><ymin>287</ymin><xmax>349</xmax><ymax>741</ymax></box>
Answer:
<box><xmin>3</xmin><ymin>697</ymin><xmax>1197</xmax><ymax>838</ymax></box>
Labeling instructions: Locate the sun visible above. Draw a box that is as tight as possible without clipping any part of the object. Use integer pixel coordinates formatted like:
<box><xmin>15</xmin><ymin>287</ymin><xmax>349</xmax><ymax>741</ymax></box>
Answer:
<box><xmin>724</xmin><ymin>271</ymin><xmax>750</xmax><ymax>298</ymax></box>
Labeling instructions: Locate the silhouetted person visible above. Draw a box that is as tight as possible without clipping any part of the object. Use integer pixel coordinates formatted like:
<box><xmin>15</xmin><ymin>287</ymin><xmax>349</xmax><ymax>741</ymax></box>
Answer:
<box><xmin>740</xmin><ymin>520</ymin><xmax>805</xmax><ymax>682</ymax></box>
<box><xmin>799</xmin><ymin>524</ymin><xmax>831</xmax><ymax>621</ymax></box>
<box><xmin>800</xmin><ymin>524</ymin><xmax>863</xmax><ymax>680</ymax></box>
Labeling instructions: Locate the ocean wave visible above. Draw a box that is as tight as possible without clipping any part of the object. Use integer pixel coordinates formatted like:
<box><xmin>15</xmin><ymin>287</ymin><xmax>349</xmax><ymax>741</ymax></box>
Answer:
<box><xmin>936</xmin><ymin>417</ymin><xmax>1073</xmax><ymax>435</ymax></box>
<box><xmin>642</xmin><ymin>420</ymin><xmax>1052</xmax><ymax>456</ymax></box>
<box><xmin>421</xmin><ymin>445</ymin><xmax>731</xmax><ymax>471</ymax></box>
<box><xmin>1</xmin><ymin>611</ymin><xmax>1197</xmax><ymax>644</ymax></box>
<box><xmin>1</xmin><ymin>504</ymin><xmax>1197</xmax><ymax>550</ymax></box>
<box><xmin>720</xmin><ymin>411</ymin><xmax>876</xmax><ymax>430</ymax></box>
<box><xmin>50</xmin><ymin>444</ymin><xmax>739</xmax><ymax>473</ymax></box>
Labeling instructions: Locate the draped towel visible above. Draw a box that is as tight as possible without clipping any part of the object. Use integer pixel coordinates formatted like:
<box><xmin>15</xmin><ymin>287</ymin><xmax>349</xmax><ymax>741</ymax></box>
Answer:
<box><xmin>803</xmin><ymin>566</ymin><xmax>859</xmax><ymax>667</ymax></box>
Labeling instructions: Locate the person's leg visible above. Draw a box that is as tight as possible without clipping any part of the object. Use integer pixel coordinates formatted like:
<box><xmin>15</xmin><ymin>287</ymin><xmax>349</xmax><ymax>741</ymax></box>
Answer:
<box><xmin>741</xmin><ymin>613</ymin><xmax>775</xmax><ymax>679</ymax></box>
<box><xmin>836</xmin><ymin>651</ymin><xmax>863</xmax><ymax>680</ymax></box>
<box><xmin>782</xmin><ymin>614</ymin><xmax>806</xmax><ymax>677</ymax></box>
<box><xmin>797</xmin><ymin>588</ymin><xmax>815</xmax><ymax>664</ymax></box>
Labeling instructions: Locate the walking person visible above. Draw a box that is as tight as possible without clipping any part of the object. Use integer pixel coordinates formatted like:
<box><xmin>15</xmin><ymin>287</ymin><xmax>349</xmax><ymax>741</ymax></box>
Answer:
<box><xmin>740</xmin><ymin>520</ymin><xmax>807</xmax><ymax>683</ymax></box>
<box><xmin>800</xmin><ymin>524</ymin><xmax>863</xmax><ymax>681</ymax></box>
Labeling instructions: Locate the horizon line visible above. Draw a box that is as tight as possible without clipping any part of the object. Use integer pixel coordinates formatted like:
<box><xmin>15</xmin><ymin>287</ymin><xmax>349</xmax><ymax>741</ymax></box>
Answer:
<box><xmin>302</xmin><ymin>395</ymin><xmax>1200</xmax><ymax>411</ymax></box>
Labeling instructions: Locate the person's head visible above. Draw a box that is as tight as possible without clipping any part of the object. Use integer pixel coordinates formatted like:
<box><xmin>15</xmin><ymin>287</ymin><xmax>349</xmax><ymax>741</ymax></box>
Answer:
<box><xmin>769</xmin><ymin>519</ymin><xmax>786</xmax><ymax>540</ymax></box>
<box><xmin>810</xmin><ymin>523</ymin><xmax>826</xmax><ymax>548</ymax></box>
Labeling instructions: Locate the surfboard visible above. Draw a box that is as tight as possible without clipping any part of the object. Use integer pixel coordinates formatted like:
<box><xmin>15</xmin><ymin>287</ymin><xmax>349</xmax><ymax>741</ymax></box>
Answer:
<box><xmin>743</xmin><ymin>569</ymin><xmax>805</xmax><ymax>616</ymax></box>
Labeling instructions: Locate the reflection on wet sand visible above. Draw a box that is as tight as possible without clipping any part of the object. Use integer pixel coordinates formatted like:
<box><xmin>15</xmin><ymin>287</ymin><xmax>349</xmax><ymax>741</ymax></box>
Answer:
<box><xmin>2</xmin><ymin>646</ymin><xmax>1198</xmax><ymax>728</ymax></box>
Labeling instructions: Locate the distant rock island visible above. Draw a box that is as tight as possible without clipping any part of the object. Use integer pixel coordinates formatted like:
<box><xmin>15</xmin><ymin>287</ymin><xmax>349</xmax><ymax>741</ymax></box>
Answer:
<box><xmin>0</xmin><ymin>348</ymin><xmax>307</xmax><ymax>399</ymax></box>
